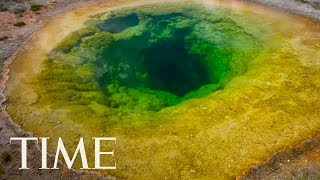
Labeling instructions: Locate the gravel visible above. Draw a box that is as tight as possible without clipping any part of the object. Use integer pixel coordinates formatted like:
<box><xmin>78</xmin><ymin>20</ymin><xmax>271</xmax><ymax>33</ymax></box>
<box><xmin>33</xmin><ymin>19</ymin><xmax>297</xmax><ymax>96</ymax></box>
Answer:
<box><xmin>245</xmin><ymin>0</ymin><xmax>320</xmax><ymax>21</ymax></box>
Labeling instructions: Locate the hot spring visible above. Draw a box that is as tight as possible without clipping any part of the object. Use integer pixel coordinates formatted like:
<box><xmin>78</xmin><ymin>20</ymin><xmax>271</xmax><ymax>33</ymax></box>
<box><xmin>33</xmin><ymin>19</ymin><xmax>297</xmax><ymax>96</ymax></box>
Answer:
<box><xmin>44</xmin><ymin>7</ymin><xmax>259</xmax><ymax>112</ymax></box>
<box><xmin>4</xmin><ymin>0</ymin><xmax>320</xmax><ymax>179</ymax></box>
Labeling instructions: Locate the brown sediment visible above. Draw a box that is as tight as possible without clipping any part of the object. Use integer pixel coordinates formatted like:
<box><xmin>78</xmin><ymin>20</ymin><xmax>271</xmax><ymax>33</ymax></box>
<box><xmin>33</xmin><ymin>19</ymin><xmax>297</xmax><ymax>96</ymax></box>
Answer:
<box><xmin>240</xmin><ymin>131</ymin><xmax>320</xmax><ymax>179</ymax></box>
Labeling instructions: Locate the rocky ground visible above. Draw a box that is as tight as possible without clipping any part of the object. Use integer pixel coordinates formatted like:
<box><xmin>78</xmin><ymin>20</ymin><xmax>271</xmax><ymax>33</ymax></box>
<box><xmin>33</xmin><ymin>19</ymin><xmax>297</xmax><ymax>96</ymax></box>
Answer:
<box><xmin>240</xmin><ymin>132</ymin><xmax>320</xmax><ymax>179</ymax></box>
<box><xmin>245</xmin><ymin>0</ymin><xmax>320</xmax><ymax>21</ymax></box>
<box><xmin>0</xmin><ymin>0</ymin><xmax>86</xmax><ymax>70</ymax></box>
<box><xmin>0</xmin><ymin>0</ymin><xmax>320</xmax><ymax>179</ymax></box>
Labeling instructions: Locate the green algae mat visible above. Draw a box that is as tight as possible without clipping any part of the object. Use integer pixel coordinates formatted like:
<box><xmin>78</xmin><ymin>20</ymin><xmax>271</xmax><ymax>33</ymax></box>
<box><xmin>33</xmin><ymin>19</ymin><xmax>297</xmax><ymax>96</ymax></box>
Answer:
<box><xmin>4</xmin><ymin>0</ymin><xmax>320</xmax><ymax>179</ymax></box>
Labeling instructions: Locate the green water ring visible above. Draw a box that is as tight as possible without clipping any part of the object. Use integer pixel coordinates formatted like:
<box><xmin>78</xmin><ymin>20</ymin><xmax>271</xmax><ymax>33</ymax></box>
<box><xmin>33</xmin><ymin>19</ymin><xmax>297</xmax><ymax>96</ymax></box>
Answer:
<box><xmin>40</xmin><ymin>4</ymin><xmax>261</xmax><ymax>116</ymax></box>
